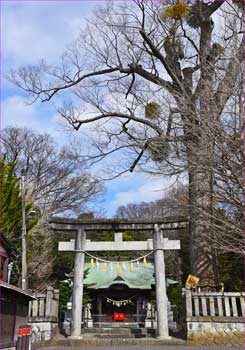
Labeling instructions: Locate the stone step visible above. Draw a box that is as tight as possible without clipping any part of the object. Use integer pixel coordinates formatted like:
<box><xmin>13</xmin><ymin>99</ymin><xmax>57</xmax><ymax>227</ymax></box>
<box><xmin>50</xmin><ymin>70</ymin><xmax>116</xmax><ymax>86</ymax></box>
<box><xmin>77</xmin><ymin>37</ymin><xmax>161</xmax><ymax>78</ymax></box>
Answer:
<box><xmin>83</xmin><ymin>327</ymin><xmax>156</xmax><ymax>336</ymax></box>
<box><xmin>82</xmin><ymin>327</ymin><xmax>156</xmax><ymax>338</ymax></box>
<box><xmin>83</xmin><ymin>333</ymin><xmax>136</xmax><ymax>339</ymax></box>
<box><xmin>82</xmin><ymin>328</ymin><xmax>133</xmax><ymax>334</ymax></box>
<box><xmin>132</xmin><ymin>328</ymin><xmax>156</xmax><ymax>336</ymax></box>
<box><xmin>34</xmin><ymin>336</ymin><xmax>186</xmax><ymax>348</ymax></box>
<box><xmin>93</xmin><ymin>322</ymin><xmax>139</xmax><ymax>328</ymax></box>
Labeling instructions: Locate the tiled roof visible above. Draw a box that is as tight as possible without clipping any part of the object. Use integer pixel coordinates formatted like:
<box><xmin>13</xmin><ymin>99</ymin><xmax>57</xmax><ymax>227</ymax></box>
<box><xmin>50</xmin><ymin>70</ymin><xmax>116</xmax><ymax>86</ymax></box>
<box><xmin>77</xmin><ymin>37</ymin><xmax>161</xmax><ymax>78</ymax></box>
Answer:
<box><xmin>84</xmin><ymin>262</ymin><xmax>178</xmax><ymax>289</ymax></box>
<box><xmin>0</xmin><ymin>280</ymin><xmax>35</xmax><ymax>299</ymax></box>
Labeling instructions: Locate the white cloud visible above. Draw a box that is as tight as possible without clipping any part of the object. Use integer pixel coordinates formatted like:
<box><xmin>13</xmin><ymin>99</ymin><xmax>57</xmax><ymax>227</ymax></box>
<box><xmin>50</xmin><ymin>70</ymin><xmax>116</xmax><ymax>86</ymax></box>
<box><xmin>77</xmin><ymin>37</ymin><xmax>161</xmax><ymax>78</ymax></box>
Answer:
<box><xmin>109</xmin><ymin>175</ymin><xmax>173</xmax><ymax>210</ymax></box>
<box><xmin>2</xmin><ymin>95</ymin><xmax>43</xmax><ymax>129</ymax></box>
<box><xmin>2</xmin><ymin>1</ymin><xmax>96</xmax><ymax>69</ymax></box>
<box><xmin>1</xmin><ymin>95</ymin><xmax>61</xmax><ymax>139</ymax></box>
<box><xmin>1</xmin><ymin>1</ymin><xmax>99</xmax><ymax>135</ymax></box>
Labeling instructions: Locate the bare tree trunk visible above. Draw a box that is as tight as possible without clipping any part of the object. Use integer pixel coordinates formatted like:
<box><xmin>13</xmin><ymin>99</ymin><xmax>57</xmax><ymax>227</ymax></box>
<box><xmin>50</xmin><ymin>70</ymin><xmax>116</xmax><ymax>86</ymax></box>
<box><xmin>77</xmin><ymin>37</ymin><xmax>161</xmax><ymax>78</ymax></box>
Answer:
<box><xmin>188</xmin><ymin>138</ymin><xmax>217</xmax><ymax>284</ymax></box>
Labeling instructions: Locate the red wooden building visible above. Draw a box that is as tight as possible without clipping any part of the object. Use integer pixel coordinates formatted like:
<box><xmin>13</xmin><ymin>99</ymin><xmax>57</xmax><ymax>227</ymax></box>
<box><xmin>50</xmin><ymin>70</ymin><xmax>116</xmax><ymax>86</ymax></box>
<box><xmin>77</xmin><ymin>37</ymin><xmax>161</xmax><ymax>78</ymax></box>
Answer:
<box><xmin>0</xmin><ymin>233</ymin><xmax>35</xmax><ymax>349</ymax></box>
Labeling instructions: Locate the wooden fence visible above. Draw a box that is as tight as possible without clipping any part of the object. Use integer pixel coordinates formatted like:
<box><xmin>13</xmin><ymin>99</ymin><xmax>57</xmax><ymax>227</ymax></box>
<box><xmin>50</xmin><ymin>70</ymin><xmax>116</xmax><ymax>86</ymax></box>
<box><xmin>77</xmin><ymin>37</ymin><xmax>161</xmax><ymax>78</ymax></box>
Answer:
<box><xmin>186</xmin><ymin>289</ymin><xmax>245</xmax><ymax>318</ymax></box>
<box><xmin>185</xmin><ymin>288</ymin><xmax>245</xmax><ymax>346</ymax></box>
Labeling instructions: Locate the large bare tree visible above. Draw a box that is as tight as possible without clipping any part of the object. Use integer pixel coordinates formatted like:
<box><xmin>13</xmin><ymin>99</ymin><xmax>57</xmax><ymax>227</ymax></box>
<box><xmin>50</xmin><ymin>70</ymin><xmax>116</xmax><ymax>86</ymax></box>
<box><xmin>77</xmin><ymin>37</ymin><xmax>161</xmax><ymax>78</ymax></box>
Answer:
<box><xmin>10</xmin><ymin>1</ymin><xmax>244</xmax><ymax>283</ymax></box>
<box><xmin>2</xmin><ymin>127</ymin><xmax>104</xmax><ymax>218</ymax></box>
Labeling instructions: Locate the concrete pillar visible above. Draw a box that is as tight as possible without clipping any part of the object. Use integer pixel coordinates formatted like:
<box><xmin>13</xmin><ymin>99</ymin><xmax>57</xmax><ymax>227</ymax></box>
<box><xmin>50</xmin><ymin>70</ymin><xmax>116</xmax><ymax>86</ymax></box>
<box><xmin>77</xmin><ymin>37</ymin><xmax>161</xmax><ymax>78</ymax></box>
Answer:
<box><xmin>28</xmin><ymin>300</ymin><xmax>32</xmax><ymax>317</ymax></box>
<box><xmin>153</xmin><ymin>224</ymin><xmax>170</xmax><ymax>339</ymax></box>
<box><xmin>185</xmin><ymin>287</ymin><xmax>193</xmax><ymax>317</ymax></box>
<box><xmin>39</xmin><ymin>295</ymin><xmax>46</xmax><ymax>316</ymax></box>
<box><xmin>52</xmin><ymin>289</ymin><xmax>60</xmax><ymax>319</ymax></box>
<box><xmin>71</xmin><ymin>228</ymin><xmax>86</xmax><ymax>338</ymax></box>
<box><xmin>45</xmin><ymin>286</ymin><xmax>54</xmax><ymax>317</ymax></box>
<box><xmin>32</xmin><ymin>299</ymin><xmax>38</xmax><ymax>317</ymax></box>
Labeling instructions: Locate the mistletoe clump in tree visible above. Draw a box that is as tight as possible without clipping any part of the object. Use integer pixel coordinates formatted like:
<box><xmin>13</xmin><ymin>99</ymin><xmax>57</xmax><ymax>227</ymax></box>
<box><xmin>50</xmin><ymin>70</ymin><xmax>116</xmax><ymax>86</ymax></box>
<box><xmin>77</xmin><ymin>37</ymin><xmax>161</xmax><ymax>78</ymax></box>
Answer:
<box><xmin>10</xmin><ymin>1</ymin><xmax>244</xmax><ymax>284</ymax></box>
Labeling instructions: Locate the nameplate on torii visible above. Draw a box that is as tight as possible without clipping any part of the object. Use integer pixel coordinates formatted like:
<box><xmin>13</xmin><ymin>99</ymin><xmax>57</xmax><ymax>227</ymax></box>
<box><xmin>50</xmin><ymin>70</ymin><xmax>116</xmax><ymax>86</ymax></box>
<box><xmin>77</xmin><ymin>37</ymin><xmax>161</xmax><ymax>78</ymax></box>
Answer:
<box><xmin>58</xmin><ymin>232</ymin><xmax>180</xmax><ymax>252</ymax></box>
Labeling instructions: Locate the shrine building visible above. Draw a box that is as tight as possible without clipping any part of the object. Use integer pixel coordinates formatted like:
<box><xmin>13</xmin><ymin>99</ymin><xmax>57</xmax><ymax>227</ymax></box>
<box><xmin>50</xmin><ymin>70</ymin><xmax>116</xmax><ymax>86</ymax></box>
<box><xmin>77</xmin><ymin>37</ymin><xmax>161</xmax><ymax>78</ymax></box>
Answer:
<box><xmin>65</xmin><ymin>260</ymin><xmax>178</xmax><ymax>328</ymax></box>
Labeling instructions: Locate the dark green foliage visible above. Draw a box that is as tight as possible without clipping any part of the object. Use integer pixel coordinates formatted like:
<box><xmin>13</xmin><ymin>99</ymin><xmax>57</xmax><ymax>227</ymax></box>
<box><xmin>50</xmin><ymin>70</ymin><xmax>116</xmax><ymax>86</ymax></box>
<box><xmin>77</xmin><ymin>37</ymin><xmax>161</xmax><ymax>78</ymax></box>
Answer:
<box><xmin>53</xmin><ymin>250</ymin><xmax>74</xmax><ymax>280</ymax></box>
<box><xmin>178</xmin><ymin>228</ymin><xmax>191</xmax><ymax>284</ymax></box>
<box><xmin>0</xmin><ymin>156</ymin><xmax>38</xmax><ymax>241</ymax></box>
<box><xmin>57</xmin><ymin>280</ymin><xmax>73</xmax><ymax>311</ymax></box>
<box><xmin>0</xmin><ymin>157</ymin><xmax>22</xmax><ymax>239</ymax></box>
<box><xmin>218</xmin><ymin>253</ymin><xmax>243</xmax><ymax>291</ymax></box>
<box><xmin>0</xmin><ymin>156</ymin><xmax>38</xmax><ymax>285</ymax></box>
<box><xmin>167</xmin><ymin>286</ymin><xmax>184</xmax><ymax>322</ymax></box>
<box><xmin>91</xmin><ymin>230</ymin><xmax>139</xmax><ymax>258</ymax></box>
<box><xmin>96</xmin><ymin>231</ymin><xmax>114</xmax><ymax>241</ymax></box>
<box><xmin>57</xmin><ymin>268</ymin><xmax>91</xmax><ymax>311</ymax></box>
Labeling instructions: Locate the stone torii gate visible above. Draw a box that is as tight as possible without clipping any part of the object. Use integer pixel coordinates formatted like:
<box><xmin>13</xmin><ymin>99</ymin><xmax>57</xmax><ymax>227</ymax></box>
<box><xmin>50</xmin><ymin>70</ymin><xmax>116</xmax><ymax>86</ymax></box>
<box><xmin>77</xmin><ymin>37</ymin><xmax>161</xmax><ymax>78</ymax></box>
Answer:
<box><xmin>50</xmin><ymin>217</ymin><xmax>187</xmax><ymax>339</ymax></box>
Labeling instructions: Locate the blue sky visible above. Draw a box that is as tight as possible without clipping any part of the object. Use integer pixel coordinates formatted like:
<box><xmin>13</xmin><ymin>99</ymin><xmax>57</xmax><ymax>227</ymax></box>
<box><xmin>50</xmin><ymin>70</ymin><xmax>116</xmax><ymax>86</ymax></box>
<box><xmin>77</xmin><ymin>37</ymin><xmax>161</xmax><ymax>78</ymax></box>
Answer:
<box><xmin>1</xmin><ymin>0</ymin><xmax>173</xmax><ymax>217</ymax></box>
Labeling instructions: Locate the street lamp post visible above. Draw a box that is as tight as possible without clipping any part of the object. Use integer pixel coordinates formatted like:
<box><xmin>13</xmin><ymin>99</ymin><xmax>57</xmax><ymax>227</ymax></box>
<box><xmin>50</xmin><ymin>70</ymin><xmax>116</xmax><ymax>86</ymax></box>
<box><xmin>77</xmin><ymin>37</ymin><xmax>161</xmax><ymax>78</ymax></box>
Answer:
<box><xmin>21</xmin><ymin>169</ymin><xmax>28</xmax><ymax>290</ymax></box>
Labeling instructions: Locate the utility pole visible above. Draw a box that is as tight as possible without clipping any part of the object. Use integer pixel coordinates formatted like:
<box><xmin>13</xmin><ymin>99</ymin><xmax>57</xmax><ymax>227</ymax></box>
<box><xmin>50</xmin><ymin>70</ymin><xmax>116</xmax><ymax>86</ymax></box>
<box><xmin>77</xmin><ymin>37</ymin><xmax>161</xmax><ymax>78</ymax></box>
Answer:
<box><xmin>21</xmin><ymin>169</ymin><xmax>28</xmax><ymax>290</ymax></box>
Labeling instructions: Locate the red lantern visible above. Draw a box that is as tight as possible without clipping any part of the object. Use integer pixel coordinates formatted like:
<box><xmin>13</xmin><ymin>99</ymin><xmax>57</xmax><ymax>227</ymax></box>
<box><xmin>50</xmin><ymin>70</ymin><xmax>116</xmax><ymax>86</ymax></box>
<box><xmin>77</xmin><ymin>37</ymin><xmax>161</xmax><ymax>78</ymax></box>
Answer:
<box><xmin>113</xmin><ymin>312</ymin><xmax>125</xmax><ymax>321</ymax></box>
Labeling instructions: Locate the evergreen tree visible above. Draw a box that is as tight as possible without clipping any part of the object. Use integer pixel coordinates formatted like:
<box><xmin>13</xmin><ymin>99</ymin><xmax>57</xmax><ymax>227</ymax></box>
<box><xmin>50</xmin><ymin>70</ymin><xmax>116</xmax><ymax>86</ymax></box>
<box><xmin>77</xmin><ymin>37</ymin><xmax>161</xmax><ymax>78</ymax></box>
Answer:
<box><xmin>0</xmin><ymin>157</ymin><xmax>22</xmax><ymax>240</ymax></box>
<box><xmin>0</xmin><ymin>156</ymin><xmax>37</xmax><ymax>284</ymax></box>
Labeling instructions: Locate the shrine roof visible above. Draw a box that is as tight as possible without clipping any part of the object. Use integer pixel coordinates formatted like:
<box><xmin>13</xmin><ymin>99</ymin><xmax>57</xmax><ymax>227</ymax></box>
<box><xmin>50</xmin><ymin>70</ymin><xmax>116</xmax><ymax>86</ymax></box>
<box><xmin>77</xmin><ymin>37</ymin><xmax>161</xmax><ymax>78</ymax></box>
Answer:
<box><xmin>0</xmin><ymin>280</ymin><xmax>35</xmax><ymax>300</ymax></box>
<box><xmin>83</xmin><ymin>262</ymin><xmax>178</xmax><ymax>290</ymax></box>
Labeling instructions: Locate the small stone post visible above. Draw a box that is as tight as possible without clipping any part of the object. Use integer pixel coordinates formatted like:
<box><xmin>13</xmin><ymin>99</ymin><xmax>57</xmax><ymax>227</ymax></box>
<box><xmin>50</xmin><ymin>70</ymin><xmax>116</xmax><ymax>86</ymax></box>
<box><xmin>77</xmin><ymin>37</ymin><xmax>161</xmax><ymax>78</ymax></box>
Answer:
<box><xmin>39</xmin><ymin>295</ymin><xmax>46</xmax><ymax>317</ymax></box>
<box><xmin>185</xmin><ymin>287</ymin><xmax>193</xmax><ymax>317</ymax></box>
<box><xmin>71</xmin><ymin>228</ymin><xmax>86</xmax><ymax>338</ymax></box>
<box><xmin>32</xmin><ymin>299</ymin><xmax>38</xmax><ymax>317</ymax></box>
<box><xmin>153</xmin><ymin>224</ymin><xmax>170</xmax><ymax>339</ymax></box>
<box><xmin>52</xmin><ymin>289</ymin><xmax>60</xmax><ymax>318</ymax></box>
<box><xmin>45</xmin><ymin>286</ymin><xmax>54</xmax><ymax>317</ymax></box>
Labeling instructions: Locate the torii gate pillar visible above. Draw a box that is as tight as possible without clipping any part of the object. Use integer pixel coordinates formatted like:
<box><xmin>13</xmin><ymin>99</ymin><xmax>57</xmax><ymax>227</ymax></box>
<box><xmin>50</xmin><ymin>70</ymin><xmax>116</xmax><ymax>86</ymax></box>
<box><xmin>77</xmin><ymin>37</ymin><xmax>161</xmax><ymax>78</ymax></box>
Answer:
<box><xmin>153</xmin><ymin>224</ymin><xmax>170</xmax><ymax>339</ymax></box>
<box><xmin>71</xmin><ymin>229</ymin><xmax>86</xmax><ymax>338</ymax></box>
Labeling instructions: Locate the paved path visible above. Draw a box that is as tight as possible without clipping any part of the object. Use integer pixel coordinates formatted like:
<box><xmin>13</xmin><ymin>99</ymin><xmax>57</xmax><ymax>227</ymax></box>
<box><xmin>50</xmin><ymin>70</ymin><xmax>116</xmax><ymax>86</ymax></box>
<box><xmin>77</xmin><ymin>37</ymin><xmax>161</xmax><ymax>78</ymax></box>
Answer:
<box><xmin>35</xmin><ymin>346</ymin><xmax>244</xmax><ymax>350</ymax></box>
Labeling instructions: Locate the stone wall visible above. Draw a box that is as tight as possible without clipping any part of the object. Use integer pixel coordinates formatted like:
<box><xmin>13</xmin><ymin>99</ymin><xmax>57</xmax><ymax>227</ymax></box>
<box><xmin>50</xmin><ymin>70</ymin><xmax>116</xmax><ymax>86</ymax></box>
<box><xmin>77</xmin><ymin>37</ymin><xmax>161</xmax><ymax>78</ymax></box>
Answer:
<box><xmin>28</xmin><ymin>286</ymin><xmax>59</xmax><ymax>342</ymax></box>
<box><xmin>184</xmin><ymin>289</ymin><xmax>245</xmax><ymax>346</ymax></box>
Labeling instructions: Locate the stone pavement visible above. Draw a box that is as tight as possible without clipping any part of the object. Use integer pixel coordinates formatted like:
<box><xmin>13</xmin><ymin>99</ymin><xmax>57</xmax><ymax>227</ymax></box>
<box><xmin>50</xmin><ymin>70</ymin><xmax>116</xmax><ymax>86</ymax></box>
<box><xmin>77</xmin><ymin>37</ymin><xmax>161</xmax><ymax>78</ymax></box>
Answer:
<box><xmin>33</xmin><ymin>346</ymin><xmax>244</xmax><ymax>350</ymax></box>
<box><xmin>33</xmin><ymin>333</ymin><xmax>244</xmax><ymax>350</ymax></box>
